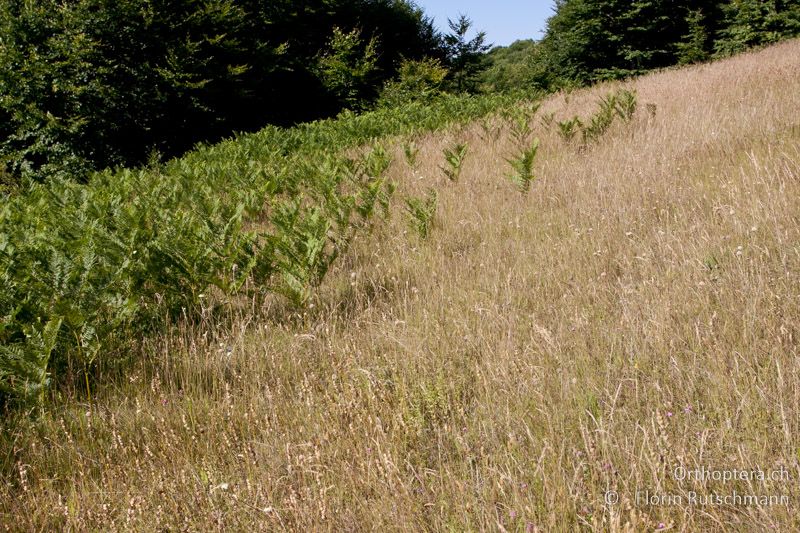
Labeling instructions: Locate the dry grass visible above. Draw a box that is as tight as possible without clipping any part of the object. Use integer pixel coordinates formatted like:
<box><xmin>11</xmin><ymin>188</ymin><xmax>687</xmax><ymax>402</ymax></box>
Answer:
<box><xmin>3</xmin><ymin>40</ymin><xmax>800</xmax><ymax>532</ymax></box>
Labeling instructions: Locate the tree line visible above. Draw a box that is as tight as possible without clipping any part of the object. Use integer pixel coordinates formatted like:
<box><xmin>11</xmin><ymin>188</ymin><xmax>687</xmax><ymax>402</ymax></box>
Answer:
<box><xmin>0</xmin><ymin>0</ymin><xmax>453</xmax><ymax>183</ymax></box>
<box><xmin>1</xmin><ymin>0</ymin><xmax>797</xmax><ymax>185</ymax></box>
<box><xmin>483</xmin><ymin>0</ymin><xmax>800</xmax><ymax>92</ymax></box>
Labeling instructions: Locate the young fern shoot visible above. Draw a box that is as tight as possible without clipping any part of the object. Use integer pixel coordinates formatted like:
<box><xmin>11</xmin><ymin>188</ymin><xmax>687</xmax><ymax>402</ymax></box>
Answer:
<box><xmin>440</xmin><ymin>142</ymin><xmax>468</xmax><ymax>182</ymax></box>
<box><xmin>506</xmin><ymin>138</ymin><xmax>540</xmax><ymax>193</ymax></box>
<box><xmin>509</xmin><ymin>114</ymin><xmax>532</xmax><ymax>147</ymax></box>
<box><xmin>478</xmin><ymin>117</ymin><xmax>501</xmax><ymax>142</ymax></box>
<box><xmin>403</xmin><ymin>141</ymin><xmax>419</xmax><ymax>170</ymax></box>
<box><xmin>557</xmin><ymin>117</ymin><xmax>582</xmax><ymax>142</ymax></box>
<box><xmin>404</xmin><ymin>189</ymin><xmax>437</xmax><ymax>238</ymax></box>
<box><xmin>615</xmin><ymin>89</ymin><xmax>637</xmax><ymax>122</ymax></box>
<box><xmin>540</xmin><ymin>111</ymin><xmax>556</xmax><ymax>130</ymax></box>
<box><xmin>582</xmin><ymin>93</ymin><xmax>618</xmax><ymax>142</ymax></box>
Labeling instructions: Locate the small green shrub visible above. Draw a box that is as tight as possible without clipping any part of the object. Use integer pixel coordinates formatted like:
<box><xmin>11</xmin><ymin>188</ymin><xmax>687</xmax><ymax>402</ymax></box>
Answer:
<box><xmin>378</xmin><ymin>57</ymin><xmax>449</xmax><ymax>108</ymax></box>
<box><xmin>315</xmin><ymin>27</ymin><xmax>379</xmax><ymax>111</ymax></box>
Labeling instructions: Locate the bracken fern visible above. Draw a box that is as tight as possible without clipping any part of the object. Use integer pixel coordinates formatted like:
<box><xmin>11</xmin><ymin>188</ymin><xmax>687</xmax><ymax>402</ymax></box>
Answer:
<box><xmin>440</xmin><ymin>142</ymin><xmax>468</xmax><ymax>182</ymax></box>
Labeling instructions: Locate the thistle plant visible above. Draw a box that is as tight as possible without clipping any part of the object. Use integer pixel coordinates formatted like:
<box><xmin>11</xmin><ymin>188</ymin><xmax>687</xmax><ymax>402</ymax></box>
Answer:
<box><xmin>440</xmin><ymin>142</ymin><xmax>468</xmax><ymax>182</ymax></box>
<box><xmin>404</xmin><ymin>189</ymin><xmax>437</xmax><ymax>238</ymax></box>
<box><xmin>506</xmin><ymin>138</ymin><xmax>540</xmax><ymax>193</ymax></box>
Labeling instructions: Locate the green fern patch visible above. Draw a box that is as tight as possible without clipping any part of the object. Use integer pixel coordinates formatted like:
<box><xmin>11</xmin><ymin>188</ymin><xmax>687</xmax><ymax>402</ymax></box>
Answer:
<box><xmin>0</xmin><ymin>92</ymin><xmax>531</xmax><ymax>408</ymax></box>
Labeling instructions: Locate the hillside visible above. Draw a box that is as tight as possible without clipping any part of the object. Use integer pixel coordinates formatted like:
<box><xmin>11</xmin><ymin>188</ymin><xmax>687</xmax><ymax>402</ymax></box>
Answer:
<box><xmin>3</xmin><ymin>39</ymin><xmax>800</xmax><ymax>530</ymax></box>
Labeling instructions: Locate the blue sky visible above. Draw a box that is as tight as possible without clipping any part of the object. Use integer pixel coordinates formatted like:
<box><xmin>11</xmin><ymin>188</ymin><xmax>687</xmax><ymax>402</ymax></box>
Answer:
<box><xmin>415</xmin><ymin>1</ymin><xmax>556</xmax><ymax>47</ymax></box>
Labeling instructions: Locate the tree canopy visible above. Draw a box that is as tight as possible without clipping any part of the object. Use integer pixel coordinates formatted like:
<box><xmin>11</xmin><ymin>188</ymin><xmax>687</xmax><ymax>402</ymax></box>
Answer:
<box><xmin>0</xmin><ymin>0</ymin><xmax>443</xmax><ymax>182</ymax></box>
<box><xmin>483</xmin><ymin>0</ymin><xmax>800</xmax><ymax>92</ymax></box>
<box><xmin>2</xmin><ymin>0</ymin><xmax>798</xmax><ymax>183</ymax></box>
<box><xmin>442</xmin><ymin>15</ymin><xmax>491</xmax><ymax>93</ymax></box>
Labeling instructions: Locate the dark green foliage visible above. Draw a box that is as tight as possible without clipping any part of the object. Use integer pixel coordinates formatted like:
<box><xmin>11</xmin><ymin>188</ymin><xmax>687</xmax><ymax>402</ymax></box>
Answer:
<box><xmin>714</xmin><ymin>0</ymin><xmax>800</xmax><ymax>57</ymax></box>
<box><xmin>537</xmin><ymin>0</ymin><xmax>689</xmax><ymax>85</ymax></box>
<box><xmin>315</xmin><ymin>27</ymin><xmax>380</xmax><ymax>112</ymax></box>
<box><xmin>0</xmin><ymin>0</ymin><xmax>444</xmax><ymax>183</ymax></box>
<box><xmin>443</xmin><ymin>15</ymin><xmax>491</xmax><ymax>93</ymax></box>
<box><xmin>481</xmin><ymin>40</ymin><xmax>540</xmax><ymax>93</ymax></box>
<box><xmin>515</xmin><ymin>0</ymin><xmax>799</xmax><ymax>91</ymax></box>
<box><xmin>678</xmin><ymin>9</ymin><xmax>712</xmax><ymax>64</ymax></box>
<box><xmin>0</xmin><ymin>0</ymin><xmax>267</xmax><ymax>182</ymax></box>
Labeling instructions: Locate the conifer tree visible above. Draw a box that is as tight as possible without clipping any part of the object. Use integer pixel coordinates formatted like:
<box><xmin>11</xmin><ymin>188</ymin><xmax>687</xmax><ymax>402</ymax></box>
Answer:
<box><xmin>530</xmin><ymin>0</ymin><xmax>796</xmax><ymax>89</ymax></box>
<box><xmin>715</xmin><ymin>0</ymin><xmax>800</xmax><ymax>57</ymax></box>
<box><xmin>677</xmin><ymin>9</ymin><xmax>711</xmax><ymax>64</ymax></box>
<box><xmin>443</xmin><ymin>15</ymin><xmax>491</xmax><ymax>93</ymax></box>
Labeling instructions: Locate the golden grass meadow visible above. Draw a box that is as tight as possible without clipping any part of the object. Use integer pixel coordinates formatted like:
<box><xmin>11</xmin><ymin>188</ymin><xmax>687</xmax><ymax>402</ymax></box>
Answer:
<box><xmin>2</xmin><ymin>39</ymin><xmax>800</xmax><ymax>531</ymax></box>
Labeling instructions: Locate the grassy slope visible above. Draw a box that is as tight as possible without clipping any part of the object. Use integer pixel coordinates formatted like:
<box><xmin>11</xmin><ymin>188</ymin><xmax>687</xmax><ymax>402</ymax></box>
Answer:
<box><xmin>2</xmin><ymin>40</ymin><xmax>800</xmax><ymax>531</ymax></box>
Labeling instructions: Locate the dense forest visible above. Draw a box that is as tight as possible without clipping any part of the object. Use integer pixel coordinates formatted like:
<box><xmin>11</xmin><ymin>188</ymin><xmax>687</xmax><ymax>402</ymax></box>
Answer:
<box><xmin>1</xmin><ymin>0</ymin><xmax>798</xmax><ymax>185</ymax></box>
<box><xmin>0</xmin><ymin>0</ymin><xmax>448</xmax><ymax>182</ymax></box>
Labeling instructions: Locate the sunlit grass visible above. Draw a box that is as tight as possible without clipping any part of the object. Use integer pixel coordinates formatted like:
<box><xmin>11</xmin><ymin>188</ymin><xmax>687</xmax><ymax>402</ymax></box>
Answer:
<box><xmin>2</xmin><ymin>39</ymin><xmax>800</xmax><ymax>531</ymax></box>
